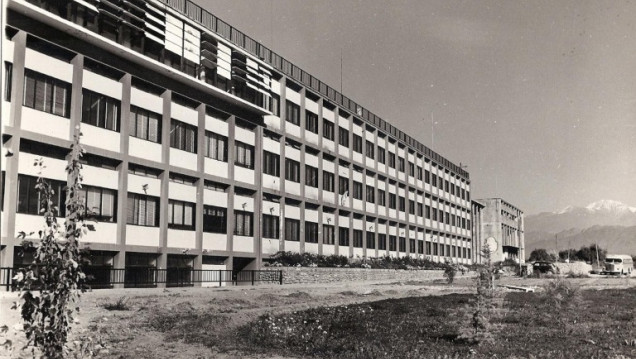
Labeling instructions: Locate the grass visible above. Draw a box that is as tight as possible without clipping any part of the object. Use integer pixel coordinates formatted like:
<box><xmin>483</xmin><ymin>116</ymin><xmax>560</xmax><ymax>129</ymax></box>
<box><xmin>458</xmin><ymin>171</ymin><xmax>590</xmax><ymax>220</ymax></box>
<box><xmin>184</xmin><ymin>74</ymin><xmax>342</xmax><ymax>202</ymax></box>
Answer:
<box><xmin>235</xmin><ymin>287</ymin><xmax>636</xmax><ymax>359</ymax></box>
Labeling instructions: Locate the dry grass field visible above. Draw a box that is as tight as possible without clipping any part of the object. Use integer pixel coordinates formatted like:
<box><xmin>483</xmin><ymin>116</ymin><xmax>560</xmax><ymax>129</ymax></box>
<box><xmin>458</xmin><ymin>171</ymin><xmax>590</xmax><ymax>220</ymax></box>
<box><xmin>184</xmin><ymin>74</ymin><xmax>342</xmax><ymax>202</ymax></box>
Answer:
<box><xmin>1</xmin><ymin>275</ymin><xmax>635</xmax><ymax>359</ymax></box>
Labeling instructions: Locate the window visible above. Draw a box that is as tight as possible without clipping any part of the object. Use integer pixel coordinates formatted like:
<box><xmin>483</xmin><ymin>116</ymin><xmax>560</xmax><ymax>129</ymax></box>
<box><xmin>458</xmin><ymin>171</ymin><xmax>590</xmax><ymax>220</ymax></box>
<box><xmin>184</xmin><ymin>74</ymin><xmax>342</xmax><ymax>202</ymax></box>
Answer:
<box><xmin>204</xmin><ymin>131</ymin><xmax>228</xmax><ymax>161</ymax></box>
<box><xmin>418</xmin><ymin>240</ymin><xmax>424</xmax><ymax>254</ymax></box>
<box><xmin>130</xmin><ymin>106</ymin><xmax>161</xmax><ymax>143</ymax></box>
<box><xmin>127</xmin><ymin>194</ymin><xmax>159</xmax><ymax>226</ymax></box>
<box><xmin>432</xmin><ymin>207</ymin><xmax>438</xmax><ymax>221</ymax></box>
<box><xmin>352</xmin><ymin>182</ymin><xmax>363</xmax><ymax>200</ymax></box>
<box><xmin>409</xmin><ymin>200</ymin><xmax>415</xmax><ymax>215</ymax></box>
<box><xmin>170</xmin><ymin>120</ymin><xmax>197</xmax><ymax>153</ymax></box>
<box><xmin>468</xmin><ymin>249</ymin><xmax>471</xmax><ymax>259</ymax></box>
<box><xmin>4</xmin><ymin>62</ymin><xmax>12</xmax><ymax>101</ymax></box>
<box><xmin>338</xmin><ymin>127</ymin><xmax>349</xmax><ymax>147</ymax></box>
<box><xmin>323</xmin><ymin>119</ymin><xmax>334</xmax><ymax>140</ymax></box>
<box><xmin>263</xmin><ymin>151</ymin><xmax>280</xmax><ymax>176</ymax></box>
<box><xmin>234</xmin><ymin>210</ymin><xmax>254</xmax><ymax>236</ymax></box>
<box><xmin>446</xmin><ymin>244</ymin><xmax>451</xmax><ymax>257</ymax></box>
<box><xmin>353</xmin><ymin>134</ymin><xmax>363</xmax><ymax>153</ymax></box>
<box><xmin>378</xmin><ymin>189</ymin><xmax>386</xmax><ymax>206</ymax></box>
<box><xmin>323</xmin><ymin>224</ymin><xmax>335</xmax><ymax>245</ymax></box>
<box><xmin>366</xmin><ymin>232</ymin><xmax>375</xmax><ymax>249</ymax></box>
<box><xmin>271</xmin><ymin>94</ymin><xmax>280</xmax><ymax>116</ymax></box>
<box><xmin>285</xmin><ymin>100</ymin><xmax>300</xmax><ymax>125</ymax></box>
<box><xmin>305</xmin><ymin>110</ymin><xmax>318</xmax><ymax>133</ymax></box>
<box><xmin>409</xmin><ymin>238</ymin><xmax>416</xmax><ymax>253</ymax></box>
<box><xmin>417</xmin><ymin>167</ymin><xmax>423</xmax><ymax>180</ymax></box>
<box><xmin>399</xmin><ymin>197</ymin><xmax>406</xmax><ymax>212</ymax></box>
<box><xmin>425</xmin><ymin>170</ymin><xmax>430</xmax><ymax>184</ymax></box>
<box><xmin>426</xmin><ymin>241</ymin><xmax>431</xmax><ymax>255</ymax></box>
<box><xmin>168</xmin><ymin>200</ymin><xmax>195</xmax><ymax>230</ymax></box>
<box><xmin>366</xmin><ymin>185</ymin><xmax>375</xmax><ymax>203</ymax></box>
<box><xmin>339</xmin><ymin>176</ymin><xmax>349</xmax><ymax>195</ymax></box>
<box><xmin>262</xmin><ymin>214</ymin><xmax>279</xmax><ymax>239</ymax></box>
<box><xmin>17</xmin><ymin>175</ymin><xmax>66</xmax><ymax>216</ymax></box>
<box><xmin>426</xmin><ymin>205</ymin><xmax>431</xmax><ymax>219</ymax></box>
<box><xmin>323</xmin><ymin>171</ymin><xmax>334</xmax><ymax>192</ymax></box>
<box><xmin>388</xmin><ymin>153</ymin><xmax>396</xmax><ymax>168</ymax></box>
<box><xmin>452</xmin><ymin>246</ymin><xmax>457</xmax><ymax>258</ymax></box>
<box><xmin>203</xmin><ymin>205</ymin><xmax>226</xmax><ymax>233</ymax></box>
<box><xmin>78</xmin><ymin>185</ymin><xmax>117</xmax><ymax>222</ymax></box>
<box><xmin>235</xmin><ymin>141</ymin><xmax>255</xmax><ymax>169</ymax></box>
<box><xmin>445</xmin><ymin>180</ymin><xmax>450</xmax><ymax>192</ymax></box>
<box><xmin>398</xmin><ymin>158</ymin><xmax>405</xmax><ymax>172</ymax></box>
<box><xmin>284</xmin><ymin>218</ymin><xmax>300</xmax><ymax>241</ymax></box>
<box><xmin>305</xmin><ymin>165</ymin><xmax>318</xmax><ymax>187</ymax></box>
<box><xmin>378</xmin><ymin>234</ymin><xmax>387</xmax><ymax>250</ymax></box>
<box><xmin>389</xmin><ymin>235</ymin><xmax>397</xmax><ymax>251</ymax></box>
<box><xmin>438</xmin><ymin>209</ymin><xmax>444</xmax><ymax>223</ymax></box>
<box><xmin>433</xmin><ymin>243</ymin><xmax>439</xmax><ymax>256</ymax></box>
<box><xmin>399</xmin><ymin>237</ymin><xmax>406</xmax><ymax>252</ymax></box>
<box><xmin>23</xmin><ymin>69</ymin><xmax>71</xmax><ymax>118</ymax></box>
<box><xmin>353</xmin><ymin>230</ymin><xmax>363</xmax><ymax>248</ymax></box>
<box><xmin>389</xmin><ymin>193</ymin><xmax>397</xmax><ymax>209</ymax></box>
<box><xmin>365</xmin><ymin>140</ymin><xmax>374</xmax><ymax>159</ymax></box>
<box><xmin>339</xmin><ymin>227</ymin><xmax>349</xmax><ymax>246</ymax></box>
<box><xmin>377</xmin><ymin>147</ymin><xmax>385</xmax><ymax>164</ymax></box>
<box><xmin>305</xmin><ymin>222</ymin><xmax>318</xmax><ymax>243</ymax></box>
<box><xmin>417</xmin><ymin>203</ymin><xmax>423</xmax><ymax>217</ymax></box>
<box><xmin>82</xmin><ymin>89</ymin><xmax>120</xmax><ymax>131</ymax></box>
<box><xmin>285</xmin><ymin>159</ymin><xmax>300</xmax><ymax>182</ymax></box>
<box><xmin>409</xmin><ymin>163</ymin><xmax>415</xmax><ymax>177</ymax></box>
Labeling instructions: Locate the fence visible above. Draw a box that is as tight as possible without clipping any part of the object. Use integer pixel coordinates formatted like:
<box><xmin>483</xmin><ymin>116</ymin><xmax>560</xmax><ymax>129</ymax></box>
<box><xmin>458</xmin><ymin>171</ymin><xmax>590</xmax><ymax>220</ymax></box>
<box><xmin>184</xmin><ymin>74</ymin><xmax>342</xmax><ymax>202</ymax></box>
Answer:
<box><xmin>0</xmin><ymin>267</ymin><xmax>283</xmax><ymax>291</ymax></box>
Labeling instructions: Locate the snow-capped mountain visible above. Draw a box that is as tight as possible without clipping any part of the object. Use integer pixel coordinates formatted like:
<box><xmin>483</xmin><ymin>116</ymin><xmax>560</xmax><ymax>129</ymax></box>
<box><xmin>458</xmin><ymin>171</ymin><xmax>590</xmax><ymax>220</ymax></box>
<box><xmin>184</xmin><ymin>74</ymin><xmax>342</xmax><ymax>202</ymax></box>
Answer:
<box><xmin>525</xmin><ymin>200</ymin><xmax>636</xmax><ymax>257</ymax></box>
<box><xmin>527</xmin><ymin>200</ymin><xmax>636</xmax><ymax>233</ymax></box>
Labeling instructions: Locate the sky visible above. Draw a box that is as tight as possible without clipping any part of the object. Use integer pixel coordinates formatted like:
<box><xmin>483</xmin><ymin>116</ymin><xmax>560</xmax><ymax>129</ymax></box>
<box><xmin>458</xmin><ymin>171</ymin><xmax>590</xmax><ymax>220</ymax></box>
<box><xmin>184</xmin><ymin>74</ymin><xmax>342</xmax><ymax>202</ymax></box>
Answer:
<box><xmin>200</xmin><ymin>0</ymin><xmax>636</xmax><ymax>215</ymax></box>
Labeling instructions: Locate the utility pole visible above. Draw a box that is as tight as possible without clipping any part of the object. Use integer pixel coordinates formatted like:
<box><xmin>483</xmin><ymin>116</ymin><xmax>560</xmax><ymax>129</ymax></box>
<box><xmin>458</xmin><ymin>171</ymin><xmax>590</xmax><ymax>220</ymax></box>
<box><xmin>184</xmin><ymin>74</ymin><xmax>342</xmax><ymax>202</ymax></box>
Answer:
<box><xmin>555</xmin><ymin>234</ymin><xmax>558</xmax><ymax>261</ymax></box>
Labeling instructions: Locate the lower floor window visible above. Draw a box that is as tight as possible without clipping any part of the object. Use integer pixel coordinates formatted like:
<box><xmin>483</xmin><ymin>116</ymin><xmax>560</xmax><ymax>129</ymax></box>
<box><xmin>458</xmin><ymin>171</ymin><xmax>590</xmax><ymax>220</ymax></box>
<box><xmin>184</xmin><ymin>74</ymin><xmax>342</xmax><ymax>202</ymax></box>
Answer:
<box><xmin>234</xmin><ymin>210</ymin><xmax>254</xmax><ymax>236</ymax></box>
<box><xmin>168</xmin><ymin>200</ymin><xmax>195</xmax><ymax>230</ymax></box>
<box><xmin>323</xmin><ymin>224</ymin><xmax>335</xmax><ymax>245</ymax></box>
<box><xmin>305</xmin><ymin>222</ymin><xmax>318</xmax><ymax>243</ymax></box>
<box><xmin>263</xmin><ymin>214</ymin><xmax>279</xmax><ymax>239</ymax></box>
<box><xmin>284</xmin><ymin>218</ymin><xmax>300</xmax><ymax>241</ymax></box>
<box><xmin>203</xmin><ymin>205</ymin><xmax>226</xmax><ymax>233</ymax></box>
<box><xmin>127</xmin><ymin>193</ymin><xmax>159</xmax><ymax>227</ymax></box>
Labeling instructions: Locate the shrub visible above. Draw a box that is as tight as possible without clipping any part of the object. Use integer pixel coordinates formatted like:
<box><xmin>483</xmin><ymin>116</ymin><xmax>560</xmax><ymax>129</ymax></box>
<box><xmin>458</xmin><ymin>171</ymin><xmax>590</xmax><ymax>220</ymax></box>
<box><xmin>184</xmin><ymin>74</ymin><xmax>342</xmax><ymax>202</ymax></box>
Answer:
<box><xmin>266</xmin><ymin>251</ymin><xmax>449</xmax><ymax>270</ymax></box>
<box><xmin>443</xmin><ymin>263</ymin><xmax>457</xmax><ymax>284</ymax></box>
<box><xmin>101</xmin><ymin>297</ymin><xmax>130</xmax><ymax>311</ymax></box>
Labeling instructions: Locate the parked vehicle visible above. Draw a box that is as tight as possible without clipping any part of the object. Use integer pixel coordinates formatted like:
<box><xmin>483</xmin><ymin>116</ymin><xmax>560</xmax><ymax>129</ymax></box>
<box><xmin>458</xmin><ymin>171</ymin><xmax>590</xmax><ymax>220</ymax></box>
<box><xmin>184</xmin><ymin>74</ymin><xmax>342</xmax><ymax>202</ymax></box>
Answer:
<box><xmin>603</xmin><ymin>254</ymin><xmax>634</xmax><ymax>275</ymax></box>
<box><xmin>532</xmin><ymin>261</ymin><xmax>556</xmax><ymax>274</ymax></box>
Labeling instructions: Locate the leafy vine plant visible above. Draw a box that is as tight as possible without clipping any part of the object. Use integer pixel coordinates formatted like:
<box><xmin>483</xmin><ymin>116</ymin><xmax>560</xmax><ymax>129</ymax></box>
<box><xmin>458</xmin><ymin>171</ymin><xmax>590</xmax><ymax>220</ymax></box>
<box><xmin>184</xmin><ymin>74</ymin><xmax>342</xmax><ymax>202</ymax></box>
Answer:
<box><xmin>12</xmin><ymin>126</ymin><xmax>89</xmax><ymax>358</ymax></box>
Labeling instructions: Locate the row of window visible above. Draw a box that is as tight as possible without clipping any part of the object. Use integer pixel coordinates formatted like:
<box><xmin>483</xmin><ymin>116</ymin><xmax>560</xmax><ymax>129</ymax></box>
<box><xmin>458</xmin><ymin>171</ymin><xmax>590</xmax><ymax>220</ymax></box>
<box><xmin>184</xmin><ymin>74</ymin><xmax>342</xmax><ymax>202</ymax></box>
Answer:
<box><xmin>17</xmin><ymin>174</ymin><xmax>470</xmax><ymax>251</ymax></box>
<box><xmin>15</xmin><ymin>69</ymin><xmax>468</xmax><ymax>204</ymax></box>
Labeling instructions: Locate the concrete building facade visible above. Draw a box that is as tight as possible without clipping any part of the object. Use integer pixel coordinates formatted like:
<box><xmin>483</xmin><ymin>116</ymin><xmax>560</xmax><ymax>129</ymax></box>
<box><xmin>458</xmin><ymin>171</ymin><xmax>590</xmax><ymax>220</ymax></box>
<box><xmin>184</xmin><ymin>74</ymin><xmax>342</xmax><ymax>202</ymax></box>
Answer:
<box><xmin>472</xmin><ymin>198</ymin><xmax>525</xmax><ymax>264</ymax></box>
<box><xmin>1</xmin><ymin>0</ymin><xmax>474</xmax><ymax>280</ymax></box>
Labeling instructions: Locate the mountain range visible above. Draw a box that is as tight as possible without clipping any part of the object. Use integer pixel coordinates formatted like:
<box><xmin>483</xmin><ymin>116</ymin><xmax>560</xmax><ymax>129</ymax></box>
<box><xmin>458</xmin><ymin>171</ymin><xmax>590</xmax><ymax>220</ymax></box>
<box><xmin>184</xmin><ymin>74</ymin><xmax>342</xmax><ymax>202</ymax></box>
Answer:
<box><xmin>524</xmin><ymin>200</ymin><xmax>636</xmax><ymax>256</ymax></box>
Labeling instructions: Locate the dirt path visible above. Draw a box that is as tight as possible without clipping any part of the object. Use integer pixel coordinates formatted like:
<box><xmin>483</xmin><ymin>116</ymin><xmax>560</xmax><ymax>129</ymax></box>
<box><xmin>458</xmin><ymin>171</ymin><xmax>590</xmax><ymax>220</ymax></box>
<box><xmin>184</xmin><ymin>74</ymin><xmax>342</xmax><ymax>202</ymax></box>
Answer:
<box><xmin>1</xmin><ymin>275</ymin><xmax>634</xmax><ymax>359</ymax></box>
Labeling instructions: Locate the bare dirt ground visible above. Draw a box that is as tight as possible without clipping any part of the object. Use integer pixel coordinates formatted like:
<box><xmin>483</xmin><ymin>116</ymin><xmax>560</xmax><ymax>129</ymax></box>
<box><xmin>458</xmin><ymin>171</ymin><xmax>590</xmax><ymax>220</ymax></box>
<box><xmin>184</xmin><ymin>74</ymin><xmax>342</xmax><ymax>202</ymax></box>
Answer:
<box><xmin>1</xmin><ymin>273</ymin><xmax>634</xmax><ymax>359</ymax></box>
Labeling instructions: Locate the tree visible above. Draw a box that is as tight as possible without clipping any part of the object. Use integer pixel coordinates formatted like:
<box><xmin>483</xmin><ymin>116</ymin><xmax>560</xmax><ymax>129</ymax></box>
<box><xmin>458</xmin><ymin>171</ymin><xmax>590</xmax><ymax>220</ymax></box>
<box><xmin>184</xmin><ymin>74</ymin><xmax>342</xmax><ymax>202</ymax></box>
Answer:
<box><xmin>528</xmin><ymin>248</ymin><xmax>557</xmax><ymax>262</ymax></box>
<box><xmin>12</xmin><ymin>128</ymin><xmax>88</xmax><ymax>358</ymax></box>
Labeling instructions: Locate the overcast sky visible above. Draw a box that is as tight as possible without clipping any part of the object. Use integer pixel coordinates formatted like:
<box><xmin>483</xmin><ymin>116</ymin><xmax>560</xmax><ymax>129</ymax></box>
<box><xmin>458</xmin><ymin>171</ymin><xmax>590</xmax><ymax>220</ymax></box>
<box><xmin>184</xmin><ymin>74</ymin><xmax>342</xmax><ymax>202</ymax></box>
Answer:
<box><xmin>201</xmin><ymin>0</ymin><xmax>636</xmax><ymax>215</ymax></box>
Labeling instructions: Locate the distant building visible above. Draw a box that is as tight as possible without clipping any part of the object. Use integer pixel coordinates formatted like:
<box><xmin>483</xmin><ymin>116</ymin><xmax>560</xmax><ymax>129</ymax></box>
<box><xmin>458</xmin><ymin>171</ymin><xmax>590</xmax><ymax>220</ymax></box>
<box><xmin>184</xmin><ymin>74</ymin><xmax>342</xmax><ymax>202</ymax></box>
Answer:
<box><xmin>472</xmin><ymin>198</ymin><xmax>525</xmax><ymax>264</ymax></box>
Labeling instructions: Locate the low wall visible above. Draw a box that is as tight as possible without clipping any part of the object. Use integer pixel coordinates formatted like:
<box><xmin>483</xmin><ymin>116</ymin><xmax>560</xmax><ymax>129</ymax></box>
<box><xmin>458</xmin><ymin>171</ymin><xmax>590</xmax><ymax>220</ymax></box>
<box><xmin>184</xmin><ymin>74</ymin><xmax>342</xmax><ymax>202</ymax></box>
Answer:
<box><xmin>267</xmin><ymin>267</ymin><xmax>453</xmax><ymax>285</ymax></box>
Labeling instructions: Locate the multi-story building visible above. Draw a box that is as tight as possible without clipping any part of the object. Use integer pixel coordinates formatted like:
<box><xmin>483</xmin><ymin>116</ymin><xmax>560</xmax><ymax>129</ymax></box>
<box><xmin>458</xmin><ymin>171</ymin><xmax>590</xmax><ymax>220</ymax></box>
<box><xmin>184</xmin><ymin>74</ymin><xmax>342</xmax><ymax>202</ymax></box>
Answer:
<box><xmin>1</xmin><ymin>0</ymin><xmax>473</xmax><ymax>281</ymax></box>
<box><xmin>472</xmin><ymin>198</ymin><xmax>525</xmax><ymax>264</ymax></box>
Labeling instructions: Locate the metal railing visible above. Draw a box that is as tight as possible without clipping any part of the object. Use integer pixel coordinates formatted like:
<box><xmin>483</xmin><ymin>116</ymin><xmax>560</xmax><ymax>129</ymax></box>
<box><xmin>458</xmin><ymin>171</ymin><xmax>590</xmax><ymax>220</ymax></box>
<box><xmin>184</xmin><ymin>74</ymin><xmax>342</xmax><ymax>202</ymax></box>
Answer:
<box><xmin>1</xmin><ymin>267</ymin><xmax>283</xmax><ymax>291</ymax></box>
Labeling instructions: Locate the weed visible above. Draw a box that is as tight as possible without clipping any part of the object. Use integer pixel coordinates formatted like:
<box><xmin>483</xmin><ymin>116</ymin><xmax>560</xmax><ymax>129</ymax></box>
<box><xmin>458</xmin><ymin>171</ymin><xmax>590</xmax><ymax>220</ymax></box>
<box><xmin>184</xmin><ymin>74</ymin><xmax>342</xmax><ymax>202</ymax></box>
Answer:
<box><xmin>101</xmin><ymin>297</ymin><xmax>131</xmax><ymax>311</ymax></box>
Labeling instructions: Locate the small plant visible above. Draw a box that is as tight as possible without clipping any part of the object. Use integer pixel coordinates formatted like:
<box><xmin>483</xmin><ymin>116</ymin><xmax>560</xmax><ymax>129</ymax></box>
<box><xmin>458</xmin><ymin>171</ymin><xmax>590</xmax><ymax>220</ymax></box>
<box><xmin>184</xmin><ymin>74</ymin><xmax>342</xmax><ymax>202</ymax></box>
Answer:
<box><xmin>540</xmin><ymin>278</ymin><xmax>583</xmax><ymax>331</ymax></box>
<box><xmin>12</xmin><ymin>128</ymin><xmax>89</xmax><ymax>358</ymax></box>
<box><xmin>458</xmin><ymin>243</ymin><xmax>502</xmax><ymax>345</ymax></box>
<box><xmin>443</xmin><ymin>262</ymin><xmax>457</xmax><ymax>284</ymax></box>
<box><xmin>101</xmin><ymin>297</ymin><xmax>130</xmax><ymax>311</ymax></box>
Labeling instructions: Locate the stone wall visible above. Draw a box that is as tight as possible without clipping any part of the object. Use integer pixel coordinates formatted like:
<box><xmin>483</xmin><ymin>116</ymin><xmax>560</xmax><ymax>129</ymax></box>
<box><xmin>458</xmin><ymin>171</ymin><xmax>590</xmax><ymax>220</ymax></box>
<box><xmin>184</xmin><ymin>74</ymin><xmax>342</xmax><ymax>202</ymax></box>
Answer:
<box><xmin>553</xmin><ymin>262</ymin><xmax>593</xmax><ymax>275</ymax></box>
<box><xmin>271</xmin><ymin>267</ymin><xmax>453</xmax><ymax>285</ymax></box>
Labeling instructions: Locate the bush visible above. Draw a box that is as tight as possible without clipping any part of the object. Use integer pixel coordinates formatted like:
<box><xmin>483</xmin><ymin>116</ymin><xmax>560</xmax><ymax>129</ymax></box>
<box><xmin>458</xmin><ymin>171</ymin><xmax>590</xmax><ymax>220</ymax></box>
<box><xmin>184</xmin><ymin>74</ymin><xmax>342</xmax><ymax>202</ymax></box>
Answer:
<box><xmin>101</xmin><ymin>297</ymin><xmax>130</xmax><ymax>311</ymax></box>
<box><xmin>265</xmin><ymin>251</ymin><xmax>449</xmax><ymax>270</ymax></box>
<box><xmin>444</xmin><ymin>263</ymin><xmax>457</xmax><ymax>284</ymax></box>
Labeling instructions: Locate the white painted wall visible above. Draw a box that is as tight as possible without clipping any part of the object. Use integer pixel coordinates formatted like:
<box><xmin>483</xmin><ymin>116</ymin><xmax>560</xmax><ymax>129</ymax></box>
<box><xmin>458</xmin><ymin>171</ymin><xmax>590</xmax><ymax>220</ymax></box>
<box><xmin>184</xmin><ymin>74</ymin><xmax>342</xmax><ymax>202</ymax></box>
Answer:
<box><xmin>167</xmin><ymin>229</ymin><xmax>196</xmax><ymax>248</ymax></box>
<box><xmin>126</xmin><ymin>225</ymin><xmax>161</xmax><ymax>247</ymax></box>
<box><xmin>169</xmin><ymin>182</ymin><xmax>197</xmax><ymax>202</ymax></box>
<box><xmin>233</xmin><ymin>236</ymin><xmax>254</xmax><ymax>252</ymax></box>
<box><xmin>170</xmin><ymin>149</ymin><xmax>197</xmax><ymax>171</ymax></box>
<box><xmin>25</xmin><ymin>48</ymin><xmax>72</xmax><ymax>82</ymax></box>
<box><xmin>171</xmin><ymin>102</ymin><xmax>198</xmax><ymax>126</ymax></box>
<box><xmin>83</xmin><ymin>70</ymin><xmax>122</xmax><ymax>100</ymax></box>
<box><xmin>234</xmin><ymin>166</ymin><xmax>254</xmax><ymax>185</ymax></box>
<box><xmin>21</xmin><ymin>107</ymin><xmax>69</xmax><ymax>141</ymax></box>
<box><xmin>202</xmin><ymin>233</ymin><xmax>227</xmax><ymax>251</ymax></box>
<box><xmin>131</xmin><ymin>87</ymin><xmax>163</xmax><ymax>114</ymax></box>
<box><xmin>129</xmin><ymin>137</ymin><xmax>162</xmax><ymax>163</ymax></box>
